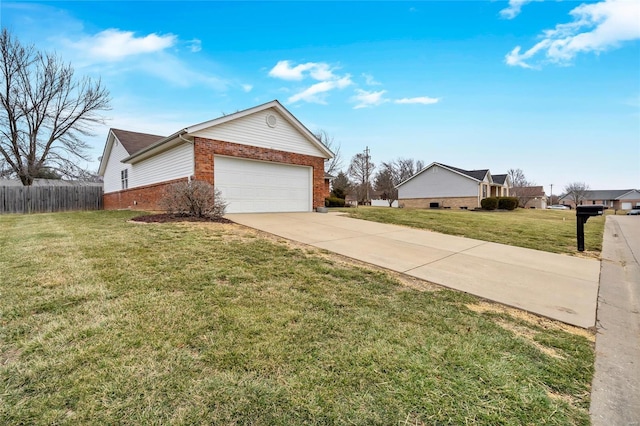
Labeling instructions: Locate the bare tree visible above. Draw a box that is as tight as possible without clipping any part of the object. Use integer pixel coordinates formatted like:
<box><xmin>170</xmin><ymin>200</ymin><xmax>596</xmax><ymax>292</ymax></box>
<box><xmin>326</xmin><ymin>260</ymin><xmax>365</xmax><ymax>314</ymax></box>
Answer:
<box><xmin>386</xmin><ymin>157</ymin><xmax>424</xmax><ymax>183</ymax></box>
<box><xmin>564</xmin><ymin>182</ymin><xmax>590</xmax><ymax>206</ymax></box>
<box><xmin>374</xmin><ymin>164</ymin><xmax>397</xmax><ymax>206</ymax></box>
<box><xmin>507</xmin><ymin>168</ymin><xmax>537</xmax><ymax>207</ymax></box>
<box><xmin>316</xmin><ymin>130</ymin><xmax>343</xmax><ymax>176</ymax></box>
<box><xmin>507</xmin><ymin>168</ymin><xmax>532</xmax><ymax>188</ymax></box>
<box><xmin>348</xmin><ymin>149</ymin><xmax>375</xmax><ymax>204</ymax></box>
<box><xmin>0</xmin><ymin>29</ymin><xmax>110</xmax><ymax>185</ymax></box>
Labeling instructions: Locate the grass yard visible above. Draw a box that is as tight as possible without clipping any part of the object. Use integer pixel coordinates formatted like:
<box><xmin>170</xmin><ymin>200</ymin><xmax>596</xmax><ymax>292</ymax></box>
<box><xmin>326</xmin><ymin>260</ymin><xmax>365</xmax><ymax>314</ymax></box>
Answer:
<box><xmin>1</xmin><ymin>211</ymin><xmax>594</xmax><ymax>425</ymax></box>
<box><xmin>340</xmin><ymin>207</ymin><xmax>605</xmax><ymax>257</ymax></box>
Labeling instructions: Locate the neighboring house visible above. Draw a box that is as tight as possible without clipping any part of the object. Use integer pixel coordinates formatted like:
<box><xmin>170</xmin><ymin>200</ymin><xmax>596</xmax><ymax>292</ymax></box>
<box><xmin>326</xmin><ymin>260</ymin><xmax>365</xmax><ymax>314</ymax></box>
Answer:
<box><xmin>559</xmin><ymin>189</ymin><xmax>640</xmax><ymax>210</ymax></box>
<box><xmin>98</xmin><ymin>100</ymin><xmax>333</xmax><ymax>213</ymax></box>
<box><xmin>511</xmin><ymin>186</ymin><xmax>547</xmax><ymax>209</ymax></box>
<box><xmin>396</xmin><ymin>162</ymin><xmax>511</xmax><ymax>209</ymax></box>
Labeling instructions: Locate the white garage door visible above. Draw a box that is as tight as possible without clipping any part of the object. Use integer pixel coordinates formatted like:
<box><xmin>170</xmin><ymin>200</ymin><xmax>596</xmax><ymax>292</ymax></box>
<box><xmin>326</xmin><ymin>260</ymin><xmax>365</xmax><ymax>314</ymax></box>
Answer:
<box><xmin>622</xmin><ymin>202</ymin><xmax>632</xmax><ymax>210</ymax></box>
<box><xmin>214</xmin><ymin>156</ymin><xmax>312</xmax><ymax>213</ymax></box>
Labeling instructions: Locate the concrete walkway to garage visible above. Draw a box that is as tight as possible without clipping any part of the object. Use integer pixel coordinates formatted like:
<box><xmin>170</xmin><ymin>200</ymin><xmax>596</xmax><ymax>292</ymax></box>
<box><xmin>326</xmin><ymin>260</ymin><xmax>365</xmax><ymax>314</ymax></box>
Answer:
<box><xmin>226</xmin><ymin>212</ymin><xmax>600</xmax><ymax>328</ymax></box>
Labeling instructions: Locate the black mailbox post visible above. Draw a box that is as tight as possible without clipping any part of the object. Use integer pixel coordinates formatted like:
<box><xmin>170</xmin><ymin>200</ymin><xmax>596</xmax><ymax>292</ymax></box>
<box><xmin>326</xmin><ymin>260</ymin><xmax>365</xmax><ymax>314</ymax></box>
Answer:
<box><xmin>576</xmin><ymin>205</ymin><xmax>604</xmax><ymax>251</ymax></box>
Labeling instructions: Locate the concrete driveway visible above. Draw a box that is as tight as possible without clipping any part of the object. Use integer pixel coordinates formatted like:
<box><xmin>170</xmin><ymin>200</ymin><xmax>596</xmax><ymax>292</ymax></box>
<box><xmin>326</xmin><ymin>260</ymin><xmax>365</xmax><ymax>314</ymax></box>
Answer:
<box><xmin>227</xmin><ymin>212</ymin><xmax>600</xmax><ymax>328</ymax></box>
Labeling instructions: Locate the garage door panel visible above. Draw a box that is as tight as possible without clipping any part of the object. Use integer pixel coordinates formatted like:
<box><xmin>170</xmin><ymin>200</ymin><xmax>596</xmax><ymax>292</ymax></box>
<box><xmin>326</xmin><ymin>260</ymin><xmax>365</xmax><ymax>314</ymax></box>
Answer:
<box><xmin>215</xmin><ymin>156</ymin><xmax>311</xmax><ymax>213</ymax></box>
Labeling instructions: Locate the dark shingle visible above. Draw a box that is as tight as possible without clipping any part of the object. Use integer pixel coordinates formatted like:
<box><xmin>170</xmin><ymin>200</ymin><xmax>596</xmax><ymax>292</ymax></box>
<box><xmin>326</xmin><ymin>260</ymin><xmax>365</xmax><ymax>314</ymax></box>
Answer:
<box><xmin>438</xmin><ymin>163</ymin><xmax>488</xmax><ymax>181</ymax></box>
<box><xmin>111</xmin><ymin>129</ymin><xmax>166</xmax><ymax>156</ymax></box>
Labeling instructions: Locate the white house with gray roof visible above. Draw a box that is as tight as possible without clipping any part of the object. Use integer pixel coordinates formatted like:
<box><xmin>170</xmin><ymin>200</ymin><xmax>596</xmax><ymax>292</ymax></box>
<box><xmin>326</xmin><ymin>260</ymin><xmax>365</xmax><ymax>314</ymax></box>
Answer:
<box><xmin>396</xmin><ymin>162</ymin><xmax>511</xmax><ymax>209</ymax></box>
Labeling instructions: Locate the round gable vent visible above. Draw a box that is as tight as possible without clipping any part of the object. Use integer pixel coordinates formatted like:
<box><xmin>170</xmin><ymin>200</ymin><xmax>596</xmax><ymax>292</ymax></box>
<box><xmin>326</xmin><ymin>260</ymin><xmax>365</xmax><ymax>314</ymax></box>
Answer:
<box><xmin>266</xmin><ymin>114</ymin><xmax>277</xmax><ymax>128</ymax></box>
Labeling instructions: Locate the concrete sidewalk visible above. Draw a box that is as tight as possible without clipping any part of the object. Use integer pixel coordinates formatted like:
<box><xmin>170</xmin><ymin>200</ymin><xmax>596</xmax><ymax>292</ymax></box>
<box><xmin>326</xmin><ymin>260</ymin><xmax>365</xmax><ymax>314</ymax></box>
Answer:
<box><xmin>590</xmin><ymin>216</ymin><xmax>640</xmax><ymax>425</ymax></box>
<box><xmin>227</xmin><ymin>212</ymin><xmax>600</xmax><ymax>328</ymax></box>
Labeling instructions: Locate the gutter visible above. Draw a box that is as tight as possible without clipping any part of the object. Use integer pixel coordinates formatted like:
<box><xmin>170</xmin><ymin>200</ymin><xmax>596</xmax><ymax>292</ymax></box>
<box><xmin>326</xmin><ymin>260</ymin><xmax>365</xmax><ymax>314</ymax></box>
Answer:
<box><xmin>122</xmin><ymin>129</ymin><xmax>189</xmax><ymax>163</ymax></box>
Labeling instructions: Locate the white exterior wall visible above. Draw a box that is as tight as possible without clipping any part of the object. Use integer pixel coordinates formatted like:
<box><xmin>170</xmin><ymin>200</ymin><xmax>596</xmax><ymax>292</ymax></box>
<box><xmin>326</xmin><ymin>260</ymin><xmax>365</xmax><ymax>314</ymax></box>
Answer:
<box><xmin>398</xmin><ymin>165</ymin><xmax>478</xmax><ymax>199</ymax></box>
<box><xmin>191</xmin><ymin>109</ymin><xmax>325</xmax><ymax>157</ymax></box>
<box><xmin>103</xmin><ymin>138</ymin><xmax>133</xmax><ymax>194</ymax></box>
<box><xmin>130</xmin><ymin>143</ymin><xmax>194</xmax><ymax>188</ymax></box>
<box><xmin>371</xmin><ymin>199</ymin><xmax>399</xmax><ymax>207</ymax></box>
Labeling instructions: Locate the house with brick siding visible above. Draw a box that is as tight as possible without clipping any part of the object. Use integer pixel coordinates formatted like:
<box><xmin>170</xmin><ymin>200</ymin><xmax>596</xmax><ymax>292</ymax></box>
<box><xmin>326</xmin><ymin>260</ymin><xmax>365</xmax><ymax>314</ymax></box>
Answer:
<box><xmin>511</xmin><ymin>186</ymin><xmax>547</xmax><ymax>209</ymax></box>
<box><xmin>98</xmin><ymin>100</ymin><xmax>333</xmax><ymax>213</ymax></box>
<box><xmin>558</xmin><ymin>189</ymin><xmax>640</xmax><ymax>211</ymax></box>
<box><xmin>396</xmin><ymin>162</ymin><xmax>511</xmax><ymax>209</ymax></box>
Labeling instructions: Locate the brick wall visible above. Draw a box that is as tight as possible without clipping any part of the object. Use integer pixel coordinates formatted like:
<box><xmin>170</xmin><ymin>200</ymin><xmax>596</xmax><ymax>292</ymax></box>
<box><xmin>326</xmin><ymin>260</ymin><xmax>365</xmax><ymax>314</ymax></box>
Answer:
<box><xmin>399</xmin><ymin>196</ymin><xmax>479</xmax><ymax>209</ymax></box>
<box><xmin>104</xmin><ymin>137</ymin><xmax>328</xmax><ymax>212</ymax></box>
<box><xmin>194</xmin><ymin>137</ymin><xmax>327</xmax><ymax>209</ymax></box>
<box><xmin>103</xmin><ymin>178</ymin><xmax>187</xmax><ymax>210</ymax></box>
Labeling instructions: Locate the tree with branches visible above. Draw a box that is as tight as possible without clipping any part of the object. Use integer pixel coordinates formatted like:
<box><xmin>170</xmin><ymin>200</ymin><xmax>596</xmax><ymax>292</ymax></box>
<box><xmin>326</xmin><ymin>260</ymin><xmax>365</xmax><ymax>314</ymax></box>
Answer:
<box><xmin>348</xmin><ymin>149</ymin><xmax>375</xmax><ymax>204</ymax></box>
<box><xmin>507</xmin><ymin>168</ymin><xmax>538</xmax><ymax>207</ymax></box>
<box><xmin>0</xmin><ymin>29</ymin><xmax>110</xmax><ymax>185</ymax></box>
<box><xmin>564</xmin><ymin>182</ymin><xmax>590</xmax><ymax>207</ymax></box>
<box><xmin>316</xmin><ymin>130</ymin><xmax>343</xmax><ymax>176</ymax></box>
<box><xmin>374</xmin><ymin>164</ymin><xmax>397</xmax><ymax>206</ymax></box>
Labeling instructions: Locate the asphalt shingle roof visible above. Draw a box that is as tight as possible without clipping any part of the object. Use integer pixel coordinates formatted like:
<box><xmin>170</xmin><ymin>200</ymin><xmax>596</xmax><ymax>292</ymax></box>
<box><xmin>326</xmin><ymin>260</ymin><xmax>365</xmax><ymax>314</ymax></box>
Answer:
<box><xmin>438</xmin><ymin>163</ymin><xmax>489</xmax><ymax>181</ymax></box>
<box><xmin>562</xmin><ymin>189</ymin><xmax>638</xmax><ymax>200</ymax></box>
<box><xmin>111</xmin><ymin>129</ymin><xmax>166</xmax><ymax>156</ymax></box>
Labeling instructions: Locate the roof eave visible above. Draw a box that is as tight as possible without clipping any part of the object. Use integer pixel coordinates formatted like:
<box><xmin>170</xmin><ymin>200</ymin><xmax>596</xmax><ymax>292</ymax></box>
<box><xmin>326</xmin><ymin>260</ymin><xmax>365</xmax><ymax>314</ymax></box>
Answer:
<box><xmin>186</xmin><ymin>100</ymin><xmax>334</xmax><ymax>159</ymax></box>
<box><xmin>98</xmin><ymin>130</ymin><xmax>116</xmax><ymax>176</ymax></box>
<box><xmin>122</xmin><ymin>130</ymin><xmax>189</xmax><ymax>164</ymax></box>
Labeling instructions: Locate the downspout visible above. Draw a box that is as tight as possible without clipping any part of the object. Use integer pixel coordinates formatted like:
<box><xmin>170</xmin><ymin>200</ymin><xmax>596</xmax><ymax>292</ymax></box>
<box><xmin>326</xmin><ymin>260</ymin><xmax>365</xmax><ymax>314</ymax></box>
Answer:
<box><xmin>178</xmin><ymin>133</ymin><xmax>194</xmax><ymax>182</ymax></box>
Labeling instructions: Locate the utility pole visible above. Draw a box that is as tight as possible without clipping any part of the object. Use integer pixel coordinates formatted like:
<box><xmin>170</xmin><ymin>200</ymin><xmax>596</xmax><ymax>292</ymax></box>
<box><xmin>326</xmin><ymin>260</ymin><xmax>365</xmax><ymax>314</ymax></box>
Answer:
<box><xmin>550</xmin><ymin>184</ymin><xmax>553</xmax><ymax>206</ymax></box>
<box><xmin>364</xmin><ymin>146</ymin><xmax>370</xmax><ymax>205</ymax></box>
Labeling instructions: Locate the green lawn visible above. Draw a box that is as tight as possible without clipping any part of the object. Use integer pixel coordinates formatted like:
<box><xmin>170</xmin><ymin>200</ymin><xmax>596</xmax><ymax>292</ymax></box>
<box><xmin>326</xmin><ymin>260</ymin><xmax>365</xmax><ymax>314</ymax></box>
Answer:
<box><xmin>340</xmin><ymin>207</ymin><xmax>604</xmax><ymax>256</ymax></box>
<box><xmin>1</xmin><ymin>211</ymin><xmax>594</xmax><ymax>425</ymax></box>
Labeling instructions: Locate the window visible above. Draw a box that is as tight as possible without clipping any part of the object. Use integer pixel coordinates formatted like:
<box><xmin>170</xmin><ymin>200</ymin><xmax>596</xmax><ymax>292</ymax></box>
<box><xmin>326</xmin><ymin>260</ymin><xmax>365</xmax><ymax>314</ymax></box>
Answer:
<box><xmin>482</xmin><ymin>185</ymin><xmax>487</xmax><ymax>198</ymax></box>
<box><xmin>121</xmin><ymin>169</ymin><xmax>128</xmax><ymax>190</ymax></box>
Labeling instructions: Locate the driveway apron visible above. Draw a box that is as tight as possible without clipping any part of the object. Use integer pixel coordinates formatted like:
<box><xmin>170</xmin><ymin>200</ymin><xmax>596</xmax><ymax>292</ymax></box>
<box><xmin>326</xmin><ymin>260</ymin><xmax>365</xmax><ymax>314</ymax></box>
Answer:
<box><xmin>227</xmin><ymin>212</ymin><xmax>600</xmax><ymax>328</ymax></box>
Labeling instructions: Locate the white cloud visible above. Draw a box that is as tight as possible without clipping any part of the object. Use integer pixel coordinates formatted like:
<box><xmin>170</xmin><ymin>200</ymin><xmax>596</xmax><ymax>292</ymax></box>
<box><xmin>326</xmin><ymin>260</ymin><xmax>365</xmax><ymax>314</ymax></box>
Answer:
<box><xmin>500</xmin><ymin>0</ymin><xmax>539</xmax><ymax>20</ymax></box>
<box><xmin>268</xmin><ymin>60</ymin><xmax>337</xmax><ymax>81</ymax></box>
<box><xmin>188</xmin><ymin>38</ymin><xmax>202</xmax><ymax>53</ymax></box>
<box><xmin>351</xmin><ymin>89</ymin><xmax>388</xmax><ymax>109</ymax></box>
<box><xmin>506</xmin><ymin>0</ymin><xmax>640</xmax><ymax>68</ymax></box>
<box><xmin>241</xmin><ymin>84</ymin><xmax>253</xmax><ymax>93</ymax></box>
<box><xmin>72</xmin><ymin>29</ymin><xmax>176</xmax><ymax>61</ymax></box>
<box><xmin>288</xmin><ymin>76</ymin><xmax>353</xmax><ymax>104</ymax></box>
<box><xmin>363</xmin><ymin>73</ymin><xmax>381</xmax><ymax>86</ymax></box>
<box><xmin>394</xmin><ymin>97</ymin><xmax>440</xmax><ymax>105</ymax></box>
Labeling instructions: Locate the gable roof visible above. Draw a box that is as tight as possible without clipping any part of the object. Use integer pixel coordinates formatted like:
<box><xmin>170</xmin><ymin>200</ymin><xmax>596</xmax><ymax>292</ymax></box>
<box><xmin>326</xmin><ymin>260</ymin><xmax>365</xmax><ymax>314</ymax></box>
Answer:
<box><xmin>111</xmin><ymin>129</ymin><xmax>165</xmax><ymax>155</ymax></box>
<box><xmin>122</xmin><ymin>100</ymin><xmax>333</xmax><ymax>164</ymax></box>
<box><xmin>396</xmin><ymin>162</ymin><xmax>494</xmax><ymax>188</ymax></box>
<box><xmin>99</xmin><ymin>100</ymin><xmax>333</xmax><ymax>174</ymax></box>
<box><xmin>439</xmin><ymin>163</ymin><xmax>489</xmax><ymax>181</ymax></box>
<box><xmin>492</xmin><ymin>174</ymin><xmax>508</xmax><ymax>185</ymax></box>
<box><xmin>559</xmin><ymin>189</ymin><xmax>640</xmax><ymax>201</ymax></box>
<box><xmin>512</xmin><ymin>186</ymin><xmax>545</xmax><ymax>197</ymax></box>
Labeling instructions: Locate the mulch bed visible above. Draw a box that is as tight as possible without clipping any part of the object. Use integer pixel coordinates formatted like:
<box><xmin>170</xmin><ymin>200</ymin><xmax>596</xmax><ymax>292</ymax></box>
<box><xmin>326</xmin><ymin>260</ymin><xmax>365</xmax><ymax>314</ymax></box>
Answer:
<box><xmin>130</xmin><ymin>213</ymin><xmax>234</xmax><ymax>224</ymax></box>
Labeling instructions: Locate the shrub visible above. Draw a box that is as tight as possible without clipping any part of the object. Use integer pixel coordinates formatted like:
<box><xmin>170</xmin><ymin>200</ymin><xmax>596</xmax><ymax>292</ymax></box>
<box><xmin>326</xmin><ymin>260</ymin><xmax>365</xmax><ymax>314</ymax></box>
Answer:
<box><xmin>325</xmin><ymin>196</ymin><xmax>346</xmax><ymax>207</ymax></box>
<box><xmin>331</xmin><ymin>187</ymin><xmax>347</xmax><ymax>200</ymax></box>
<box><xmin>160</xmin><ymin>180</ymin><xmax>228</xmax><ymax>219</ymax></box>
<box><xmin>481</xmin><ymin>197</ymin><xmax>498</xmax><ymax>210</ymax></box>
<box><xmin>498</xmin><ymin>197</ymin><xmax>519</xmax><ymax>211</ymax></box>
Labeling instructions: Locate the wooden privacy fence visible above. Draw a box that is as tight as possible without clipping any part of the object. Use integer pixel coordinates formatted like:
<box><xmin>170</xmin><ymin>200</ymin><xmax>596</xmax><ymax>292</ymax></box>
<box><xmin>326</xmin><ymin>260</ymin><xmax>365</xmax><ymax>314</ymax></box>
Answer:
<box><xmin>0</xmin><ymin>184</ymin><xmax>103</xmax><ymax>214</ymax></box>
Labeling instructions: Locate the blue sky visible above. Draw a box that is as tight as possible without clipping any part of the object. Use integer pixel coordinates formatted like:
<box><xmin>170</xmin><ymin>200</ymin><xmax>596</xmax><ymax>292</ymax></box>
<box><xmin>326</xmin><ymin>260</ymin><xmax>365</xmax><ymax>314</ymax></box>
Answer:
<box><xmin>2</xmin><ymin>0</ymin><xmax>639</xmax><ymax>193</ymax></box>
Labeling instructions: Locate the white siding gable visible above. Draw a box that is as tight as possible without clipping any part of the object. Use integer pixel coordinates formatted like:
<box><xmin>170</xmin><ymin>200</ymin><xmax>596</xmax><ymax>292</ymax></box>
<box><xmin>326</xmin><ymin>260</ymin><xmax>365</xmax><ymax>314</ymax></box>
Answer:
<box><xmin>398</xmin><ymin>165</ymin><xmax>478</xmax><ymax>199</ymax></box>
<box><xmin>130</xmin><ymin>143</ymin><xmax>194</xmax><ymax>188</ymax></box>
<box><xmin>103</xmin><ymin>137</ymin><xmax>132</xmax><ymax>194</ymax></box>
<box><xmin>190</xmin><ymin>108</ymin><xmax>326</xmax><ymax>157</ymax></box>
